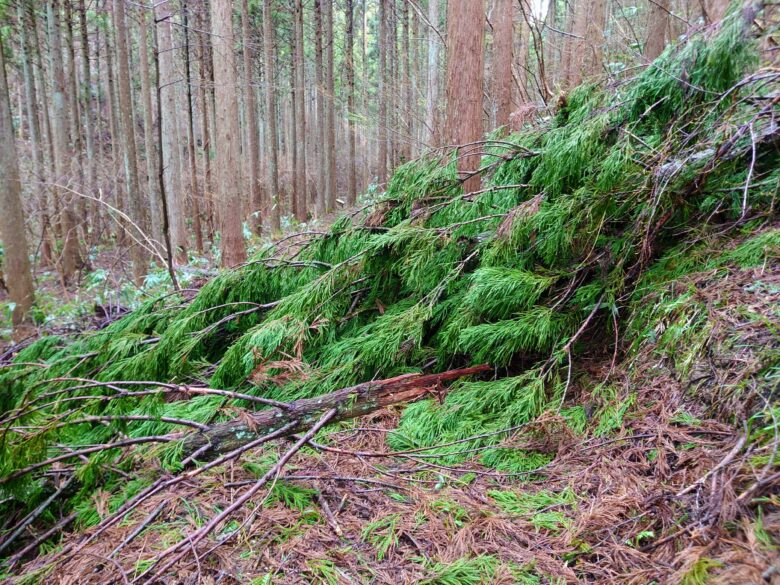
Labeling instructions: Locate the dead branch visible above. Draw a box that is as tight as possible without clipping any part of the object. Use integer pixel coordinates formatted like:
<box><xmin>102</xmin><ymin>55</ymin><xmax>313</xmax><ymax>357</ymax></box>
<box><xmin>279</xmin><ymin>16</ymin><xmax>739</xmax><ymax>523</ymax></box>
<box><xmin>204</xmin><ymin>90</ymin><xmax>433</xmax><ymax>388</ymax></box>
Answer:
<box><xmin>182</xmin><ymin>365</ymin><xmax>491</xmax><ymax>458</ymax></box>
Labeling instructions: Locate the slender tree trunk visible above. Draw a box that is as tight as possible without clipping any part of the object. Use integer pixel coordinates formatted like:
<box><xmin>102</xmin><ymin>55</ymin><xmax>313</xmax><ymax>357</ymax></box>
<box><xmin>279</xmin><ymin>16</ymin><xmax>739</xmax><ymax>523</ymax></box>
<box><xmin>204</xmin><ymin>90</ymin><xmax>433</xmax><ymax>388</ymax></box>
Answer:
<box><xmin>345</xmin><ymin>0</ymin><xmax>357</xmax><ymax>206</ymax></box>
<box><xmin>324</xmin><ymin>0</ymin><xmax>336</xmax><ymax>211</ymax></box>
<box><xmin>645</xmin><ymin>0</ymin><xmax>670</xmax><ymax>61</ymax></box>
<box><xmin>241</xmin><ymin>0</ymin><xmax>262</xmax><ymax>235</ymax></box>
<box><xmin>64</xmin><ymin>2</ymin><xmax>82</xmax><ymax>189</ymax></box>
<box><xmin>400</xmin><ymin>0</ymin><xmax>411</xmax><ymax>162</ymax></box>
<box><xmin>197</xmin><ymin>2</ymin><xmax>215</xmax><ymax>243</ymax></box>
<box><xmin>560</xmin><ymin>0</ymin><xmax>574</xmax><ymax>91</ymax></box>
<box><xmin>18</xmin><ymin>0</ymin><xmax>53</xmax><ymax>266</ymax></box>
<box><xmin>294</xmin><ymin>0</ymin><xmax>308</xmax><ymax>221</ymax></box>
<box><xmin>0</xmin><ymin>37</ymin><xmax>35</xmax><ymax>337</ymax></box>
<box><xmin>156</xmin><ymin>2</ymin><xmax>188</xmax><ymax>264</ymax></box>
<box><xmin>106</xmin><ymin>25</ymin><xmax>126</xmax><ymax>246</ymax></box>
<box><xmin>138</xmin><ymin>3</ymin><xmax>164</xmax><ymax>251</ymax></box>
<box><xmin>444</xmin><ymin>0</ymin><xmax>486</xmax><ymax>193</ymax></box>
<box><xmin>263</xmin><ymin>0</ymin><xmax>282</xmax><ymax>233</ymax></box>
<box><xmin>79</xmin><ymin>0</ymin><xmax>97</xmax><ymax>227</ymax></box>
<box><xmin>705</xmin><ymin>0</ymin><xmax>730</xmax><ymax>23</ymax></box>
<box><xmin>377</xmin><ymin>0</ymin><xmax>388</xmax><ymax>184</ymax></box>
<box><xmin>426</xmin><ymin>0</ymin><xmax>441</xmax><ymax>146</ymax></box>
<box><xmin>544</xmin><ymin>0</ymin><xmax>557</xmax><ymax>88</ymax></box>
<box><xmin>35</xmin><ymin>12</ymin><xmax>62</xmax><ymax>247</ymax></box>
<box><xmin>211</xmin><ymin>0</ymin><xmax>248</xmax><ymax>266</ymax></box>
<box><xmin>182</xmin><ymin>1</ymin><xmax>203</xmax><ymax>254</ymax></box>
<box><xmin>314</xmin><ymin>0</ymin><xmax>326</xmax><ymax>215</ymax></box>
<box><xmin>567</xmin><ymin>0</ymin><xmax>589</xmax><ymax>88</ymax></box>
<box><xmin>114</xmin><ymin>0</ymin><xmax>148</xmax><ymax>285</ymax></box>
<box><xmin>584</xmin><ymin>0</ymin><xmax>607</xmax><ymax>79</ymax></box>
<box><xmin>47</xmin><ymin>0</ymin><xmax>79</xmax><ymax>283</ymax></box>
<box><xmin>494</xmin><ymin>0</ymin><xmax>513</xmax><ymax>131</ymax></box>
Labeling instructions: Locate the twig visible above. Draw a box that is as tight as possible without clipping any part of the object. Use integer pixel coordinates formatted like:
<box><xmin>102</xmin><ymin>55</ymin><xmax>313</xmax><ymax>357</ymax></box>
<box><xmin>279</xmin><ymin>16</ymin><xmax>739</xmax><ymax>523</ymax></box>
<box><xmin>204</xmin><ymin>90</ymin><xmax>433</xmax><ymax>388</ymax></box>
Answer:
<box><xmin>136</xmin><ymin>408</ymin><xmax>338</xmax><ymax>583</ymax></box>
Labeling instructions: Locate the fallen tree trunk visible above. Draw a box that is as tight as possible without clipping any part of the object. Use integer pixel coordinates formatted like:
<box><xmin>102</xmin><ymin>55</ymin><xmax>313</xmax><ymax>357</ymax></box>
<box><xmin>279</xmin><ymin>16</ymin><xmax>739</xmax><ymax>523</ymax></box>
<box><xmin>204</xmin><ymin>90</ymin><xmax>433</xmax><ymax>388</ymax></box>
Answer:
<box><xmin>183</xmin><ymin>365</ymin><xmax>490</xmax><ymax>457</ymax></box>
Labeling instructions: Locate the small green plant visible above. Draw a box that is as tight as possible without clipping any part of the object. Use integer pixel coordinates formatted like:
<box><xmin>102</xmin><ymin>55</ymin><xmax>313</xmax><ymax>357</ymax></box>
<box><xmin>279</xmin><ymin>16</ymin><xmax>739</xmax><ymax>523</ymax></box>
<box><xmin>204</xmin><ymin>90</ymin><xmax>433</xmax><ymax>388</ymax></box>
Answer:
<box><xmin>419</xmin><ymin>555</ymin><xmax>500</xmax><ymax>585</ymax></box>
<box><xmin>361</xmin><ymin>513</ymin><xmax>402</xmax><ymax>560</ymax></box>
<box><xmin>679</xmin><ymin>557</ymin><xmax>723</xmax><ymax>585</ymax></box>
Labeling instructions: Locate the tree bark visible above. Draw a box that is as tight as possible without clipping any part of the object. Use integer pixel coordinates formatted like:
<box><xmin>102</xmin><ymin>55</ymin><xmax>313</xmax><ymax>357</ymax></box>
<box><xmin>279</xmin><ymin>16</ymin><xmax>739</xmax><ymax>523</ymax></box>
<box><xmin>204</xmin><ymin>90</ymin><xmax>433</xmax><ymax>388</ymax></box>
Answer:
<box><xmin>79</xmin><ymin>0</ymin><xmax>97</xmax><ymax>238</ymax></box>
<box><xmin>705</xmin><ymin>0</ymin><xmax>730</xmax><ymax>23</ymax></box>
<box><xmin>426</xmin><ymin>0</ymin><xmax>441</xmax><ymax>146</ymax></box>
<box><xmin>324</xmin><ymin>0</ymin><xmax>337</xmax><ymax>211</ymax></box>
<box><xmin>345</xmin><ymin>0</ymin><xmax>357</xmax><ymax>206</ymax></box>
<box><xmin>156</xmin><ymin>2</ymin><xmax>188</xmax><ymax>265</ymax></box>
<box><xmin>211</xmin><ymin>0</ymin><xmax>248</xmax><ymax>266</ymax></box>
<box><xmin>137</xmin><ymin>3</ymin><xmax>164</xmax><ymax>252</ymax></box>
<box><xmin>494</xmin><ymin>0</ymin><xmax>513</xmax><ymax>131</ymax></box>
<box><xmin>567</xmin><ymin>0</ymin><xmax>589</xmax><ymax>88</ymax></box>
<box><xmin>0</xmin><ymin>36</ymin><xmax>35</xmax><ymax>337</ymax></box>
<box><xmin>113</xmin><ymin>0</ymin><xmax>148</xmax><ymax>285</ymax></box>
<box><xmin>262</xmin><ymin>0</ymin><xmax>282</xmax><ymax>233</ymax></box>
<box><xmin>314</xmin><ymin>0</ymin><xmax>326</xmax><ymax>215</ymax></box>
<box><xmin>182</xmin><ymin>1</ymin><xmax>204</xmax><ymax>254</ymax></box>
<box><xmin>444</xmin><ymin>0</ymin><xmax>486</xmax><ymax>193</ymax></box>
<box><xmin>645</xmin><ymin>0</ymin><xmax>670</xmax><ymax>61</ymax></box>
<box><xmin>241</xmin><ymin>0</ymin><xmax>263</xmax><ymax>236</ymax></box>
<box><xmin>377</xmin><ymin>0</ymin><xmax>388</xmax><ymax>184</ymax></box>
<box><xmin>18</xmin><ymin>0</ymin><xmax>53</xmax><ymax>267</ymax></box>
<box><xmin>183</xmin><ymin>365</ymin><xmax>490</xmax><ymax>457</ymax></box>
<box><xmin>294</xmin><ymin>0</ymin><xmax>308</xmax><ymax>221</ymax></box>
<box><xmin>196</xmin><ymin>3</ymin><xmax>215</xmax><ymax>243</ymax></box>
<box><xmin>47</xmin><ymin>0</ymin><xmax>80</xmax><ymax>284</ymax></box>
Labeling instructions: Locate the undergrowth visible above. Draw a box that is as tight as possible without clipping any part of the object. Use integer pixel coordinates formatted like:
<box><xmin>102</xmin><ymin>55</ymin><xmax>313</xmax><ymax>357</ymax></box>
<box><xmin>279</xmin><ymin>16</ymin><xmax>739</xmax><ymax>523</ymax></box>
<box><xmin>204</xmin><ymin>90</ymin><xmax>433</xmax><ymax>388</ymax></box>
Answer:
<box><xmin>0</xmin><ymin>8</ymin><xmax>778</xmax><ymax>568</ymax></box>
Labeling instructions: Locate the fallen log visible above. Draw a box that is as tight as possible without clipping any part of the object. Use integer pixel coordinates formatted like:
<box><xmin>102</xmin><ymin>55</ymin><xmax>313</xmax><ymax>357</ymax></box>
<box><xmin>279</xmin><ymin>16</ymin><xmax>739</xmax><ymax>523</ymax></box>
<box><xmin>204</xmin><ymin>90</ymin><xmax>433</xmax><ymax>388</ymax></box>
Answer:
<box><xmin>183</xmin><ymin>365</ymin><xmax>490</xmax><ymax>457</ymax></box>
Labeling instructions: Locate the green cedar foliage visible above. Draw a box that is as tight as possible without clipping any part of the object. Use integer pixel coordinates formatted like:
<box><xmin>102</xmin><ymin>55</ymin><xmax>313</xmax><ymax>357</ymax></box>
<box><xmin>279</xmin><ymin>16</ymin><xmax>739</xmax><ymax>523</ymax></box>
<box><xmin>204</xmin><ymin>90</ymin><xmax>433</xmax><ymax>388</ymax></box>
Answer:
<box><xmin>0</xmin><ymin>10</ymin><xmax>777</xmax><ymax>530</ymax></box>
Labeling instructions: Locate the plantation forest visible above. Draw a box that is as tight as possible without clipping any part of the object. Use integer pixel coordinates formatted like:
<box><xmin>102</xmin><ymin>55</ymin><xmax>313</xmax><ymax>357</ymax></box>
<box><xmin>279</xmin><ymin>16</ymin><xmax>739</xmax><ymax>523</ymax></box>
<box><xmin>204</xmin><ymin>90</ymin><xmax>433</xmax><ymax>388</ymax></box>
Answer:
<box><xmin>0</xmin><ymin>0</ymin><xmax>779</xmax><ymax>583</ymax></box>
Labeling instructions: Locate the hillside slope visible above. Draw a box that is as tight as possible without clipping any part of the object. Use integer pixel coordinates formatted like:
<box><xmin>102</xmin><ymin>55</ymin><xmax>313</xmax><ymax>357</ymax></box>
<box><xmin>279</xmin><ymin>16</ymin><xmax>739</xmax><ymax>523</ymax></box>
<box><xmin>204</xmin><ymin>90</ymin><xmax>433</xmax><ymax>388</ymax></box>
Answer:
<box><xmin>1</xmin><ymin>7</ymin><xmax>779</xmax><ymax>584</ymax></box>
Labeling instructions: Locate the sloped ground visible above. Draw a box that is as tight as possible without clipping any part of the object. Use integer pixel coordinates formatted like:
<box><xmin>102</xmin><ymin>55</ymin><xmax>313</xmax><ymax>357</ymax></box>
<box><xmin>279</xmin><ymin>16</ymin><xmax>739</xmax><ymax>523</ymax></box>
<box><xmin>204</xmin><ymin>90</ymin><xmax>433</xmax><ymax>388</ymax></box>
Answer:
<box><xmin>12</xmin><ymin>233</ymin><xmax>780</xmax><ymax>584</ymax></box>
<box><xmin>2</xmin><ymin>8</ymin><xmax>780</xmax><ymax>584</ymax></box>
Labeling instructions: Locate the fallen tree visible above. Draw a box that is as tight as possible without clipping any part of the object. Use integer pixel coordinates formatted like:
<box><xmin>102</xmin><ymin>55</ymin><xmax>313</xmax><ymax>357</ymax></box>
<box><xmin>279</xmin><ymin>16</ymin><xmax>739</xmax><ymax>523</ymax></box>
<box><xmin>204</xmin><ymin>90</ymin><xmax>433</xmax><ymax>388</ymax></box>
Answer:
<box><xmin>183</xmin><ymin>365</ymin><xmax>491</xmax><ymax>457</ymax></box>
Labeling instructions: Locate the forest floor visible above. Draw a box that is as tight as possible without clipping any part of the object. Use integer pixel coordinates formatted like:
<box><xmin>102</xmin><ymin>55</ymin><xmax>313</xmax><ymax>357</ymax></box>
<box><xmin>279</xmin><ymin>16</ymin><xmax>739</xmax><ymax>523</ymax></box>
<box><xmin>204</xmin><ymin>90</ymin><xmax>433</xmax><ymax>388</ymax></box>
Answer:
<box><xmin>13</xmin><ymin>242</ymin><xmax>780</xmax><ymax>584</ymax></box>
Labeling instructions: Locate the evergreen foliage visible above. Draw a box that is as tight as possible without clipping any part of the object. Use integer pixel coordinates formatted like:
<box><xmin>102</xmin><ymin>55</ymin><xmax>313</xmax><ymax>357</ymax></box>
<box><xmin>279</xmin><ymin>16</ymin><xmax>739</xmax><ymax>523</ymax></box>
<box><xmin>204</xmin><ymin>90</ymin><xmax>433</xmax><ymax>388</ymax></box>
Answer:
<box><xmin>0</xmin><ymin>12</ymin><xmax>778</xmax><ymax>539</ymax></box>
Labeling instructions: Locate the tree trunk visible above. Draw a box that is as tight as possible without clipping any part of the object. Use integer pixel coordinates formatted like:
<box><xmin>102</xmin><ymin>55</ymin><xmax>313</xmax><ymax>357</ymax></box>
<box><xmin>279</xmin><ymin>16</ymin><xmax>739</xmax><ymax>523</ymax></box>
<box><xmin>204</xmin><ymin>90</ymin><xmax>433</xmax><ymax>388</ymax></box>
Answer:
<box><xmin>400</xmin><ymin>0</ymin><xmax>411</xmax><ymax>163</ymax></box>
<box><xmin>426</xmin><ymin>0</ymin><xmax>441</xmax><ymax>146</ymax></box>
<box><xmin>705</xmin><ymin>0</ymin><xmax>730</xmax><ymax>23</ymax></box>
<box><xmin>18</xmin><ymin>0</ymin><xmax>53</xmax><ymax>267</ymax></box>
<box><xmin>106</xmin><ymin>25</ymin><xmax>127</xmax><ymax>247</ymax></box>
<box><xmin>79</xmin><ymin>0</ymin><xmax>97</xmax><ymax>235</ymax></box>
<box><xmin>263</xmin><ymin>0</ymin><xmax>282</xmax><ymax>233</ymax></box>
<box><xmin>34</xmin><ymin>11</ymin><xmax>62</xmax><ymax>248</ymax></box>
<box><xmin>241</xmin><ymin>0</ymin><xmax>262</xmax><ymax>236</ymax></box>
<box><xmin>156</xmin><ymin>3</ymin><xmax>188</xmax><ymax>265</ymax></box>
<box><xmin>182</xmin><ymin>1</ymin><xmax>204</xmax><ymax>254</ymax></box>
<box><xmin>113</xmin><ymin>0</ymin><xmax>148</xmax><ymax>285</ymax></box>
<box><xmin>294</xmin><ymin>0</ymin><xmax>308</xmax><ymax>221</ymax></box>
<box><xmin>559</xmin><ymin>0</ymin><xmax>574</xmax><ymax>91</ymax></box>
<box><xmin>314</xmin><ymin>0</ymin><xmax>326</xmax><ymax>215</ymax></box>
<box><xmin>47</xmin><ymin>0</ymin><xmax>79</xmax><ymax>284</ymax></box>
<box><xmin>567</xmin><ymin>0</ymin><xmax>589</xmax><ymax>88</ymax></box>
<box><xmin>645</xmin><ymin>0</ymin><xmax>670</xmax><ymax>61</ymax></box>
<box><xmin>137</xmin><ymin>3</ymin><xmax>164</xmax><ymax>251</ymax></box>
<box><xmin>585</xmin><ymin>0</ymin><xmax>607</xmax><ymax>79</ymax></box>
<box><xmin>324</xmin><ymin>0</ymin><xmax>337</xmax><ymax>211</ymax></box>
<box><xmin>197</xmin><ymin>3</ymin><xmax>215</xmax><ymax>243</ymax></box>
<box><xmin>494</xmin><ymin>0</ymin><xmax>513</xmax><ymax>131</ymax></box>
<box><xmin>210</xmin><ymin>0</ymin><xmax>248</xmax><ymax>266</ymax></box>
<box><xmin>377</xmin><ymin>0</ymin><xmax>388</xmax><ymax>184</ymax></box>
<box><xmin>0</xmin><ymin>36</ymin><xmax>35</xmax><ymax>337</ymax></box>
<box><xmin>345</xmin><ymin>0</ymin><xmax>357</xmax><ymax>206</ymax></box>
<box><xmin>444</xmin><ymin>0</ymin><xmax>486</xmax><ymax>193</ymax></box>
<box><xmin>183</xmin><ymin>366</ymin><xmax>490</xmax><ymax>457</ymax></box>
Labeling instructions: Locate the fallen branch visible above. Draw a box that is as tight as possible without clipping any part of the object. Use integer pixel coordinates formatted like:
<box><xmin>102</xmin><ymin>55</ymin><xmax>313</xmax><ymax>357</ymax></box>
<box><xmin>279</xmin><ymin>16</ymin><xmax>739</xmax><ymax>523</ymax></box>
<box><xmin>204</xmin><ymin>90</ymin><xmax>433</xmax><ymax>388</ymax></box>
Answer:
<box><xmin>183</xmin><ymin>365</ymin><xmax>491</xmax><ymax>458</ymax></box>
